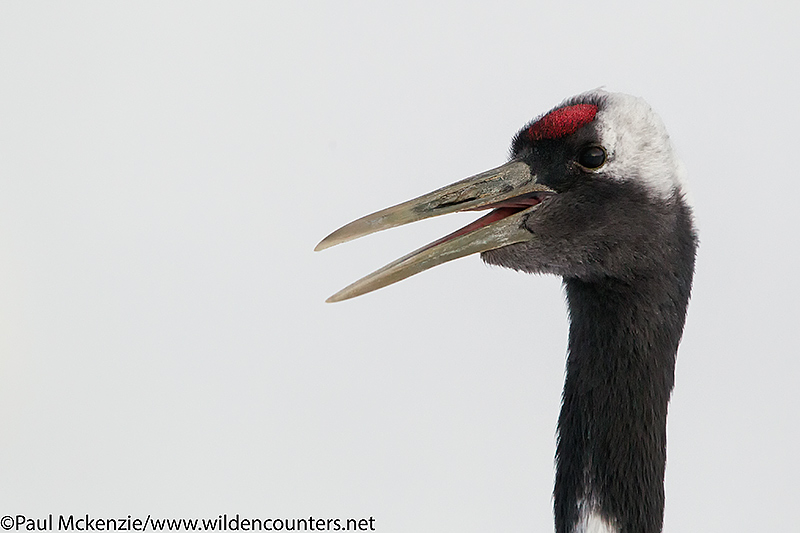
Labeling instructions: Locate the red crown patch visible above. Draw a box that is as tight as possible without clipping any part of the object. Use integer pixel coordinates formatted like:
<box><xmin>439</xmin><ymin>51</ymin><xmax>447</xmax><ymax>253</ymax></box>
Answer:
<box><xmin>528</xmin><ymin>104</ymin><xmax>598</xmax><ymax>141</ymax></box>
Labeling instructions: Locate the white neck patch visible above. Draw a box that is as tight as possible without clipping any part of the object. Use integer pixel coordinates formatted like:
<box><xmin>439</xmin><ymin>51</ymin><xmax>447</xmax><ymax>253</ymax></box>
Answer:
<box><xmin>575</xmin><ymin>498</ymin><xmax>618</xmax><ymax>533</ymax></box>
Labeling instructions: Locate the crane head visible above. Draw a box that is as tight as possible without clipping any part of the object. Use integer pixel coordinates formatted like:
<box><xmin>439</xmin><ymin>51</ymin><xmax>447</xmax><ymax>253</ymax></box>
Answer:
<box><xmin>316</xmin><ymin>89</ymin><xmax>688</xmax><ymax>302</ymax></box>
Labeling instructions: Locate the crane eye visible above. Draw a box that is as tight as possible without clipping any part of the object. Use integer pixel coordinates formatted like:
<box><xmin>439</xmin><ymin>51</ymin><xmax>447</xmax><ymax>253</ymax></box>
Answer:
<box><xmin>577</xmin><ymin>146</ymin><xmax>606</xmax><ymax>169</ymax></box>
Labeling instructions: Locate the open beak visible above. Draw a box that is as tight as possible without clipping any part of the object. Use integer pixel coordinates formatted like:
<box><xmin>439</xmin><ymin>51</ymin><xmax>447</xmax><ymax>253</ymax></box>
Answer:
<box><xmin>315</xmin><ymin>160</ymin><xmax>554</xmax><ymax>302</ymax></box>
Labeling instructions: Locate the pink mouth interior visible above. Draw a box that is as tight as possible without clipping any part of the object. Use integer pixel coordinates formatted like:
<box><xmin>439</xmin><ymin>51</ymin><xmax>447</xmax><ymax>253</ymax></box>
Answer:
<box><xmin>421</xmin><ymin>194</ymin><xmax>548</xmax><ymax>252</ymax></box>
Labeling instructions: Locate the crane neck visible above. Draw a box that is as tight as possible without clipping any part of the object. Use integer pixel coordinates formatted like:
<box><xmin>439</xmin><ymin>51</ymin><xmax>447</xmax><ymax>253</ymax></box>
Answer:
<box><xmin>554</xmin><ymin>270</ymin><xmax>693</xmax><ymax>533</ymax></box>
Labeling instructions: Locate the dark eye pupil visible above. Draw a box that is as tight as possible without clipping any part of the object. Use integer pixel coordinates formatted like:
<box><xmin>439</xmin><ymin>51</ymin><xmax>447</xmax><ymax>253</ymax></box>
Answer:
<box><xmin>578</xmin><ymin>146</ymin><xmax>606</xmax><ymax>169</ymax></box>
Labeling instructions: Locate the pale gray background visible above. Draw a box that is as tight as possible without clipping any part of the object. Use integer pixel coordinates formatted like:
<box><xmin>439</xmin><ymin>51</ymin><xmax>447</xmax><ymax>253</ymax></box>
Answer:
<box><xmin>1</xmin><ymin>2</ymin><xmax>798</xmax><ymax>532</ymax></box>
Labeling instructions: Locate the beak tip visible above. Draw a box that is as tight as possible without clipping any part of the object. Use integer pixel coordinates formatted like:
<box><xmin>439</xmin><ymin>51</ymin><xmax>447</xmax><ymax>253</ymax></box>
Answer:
<box><xmin>315</xmin><ymin>232</ymin><xmax>345</xmax><ymax>251</ymax></box>
<box><xmin>315</xmin><ymin>237</ymin><xmax>338</xmax><ymax>251</ymax></box>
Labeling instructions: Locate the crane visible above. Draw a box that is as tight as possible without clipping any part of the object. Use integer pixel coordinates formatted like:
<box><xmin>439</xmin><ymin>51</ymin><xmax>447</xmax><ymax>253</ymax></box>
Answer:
<box><xmin>316</xmin><ymin>89</ymin><xmax>697</xmax><ymax>533</ymax></box>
